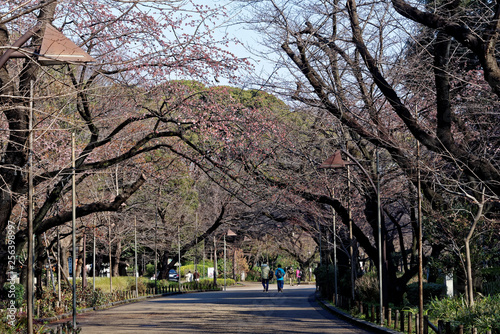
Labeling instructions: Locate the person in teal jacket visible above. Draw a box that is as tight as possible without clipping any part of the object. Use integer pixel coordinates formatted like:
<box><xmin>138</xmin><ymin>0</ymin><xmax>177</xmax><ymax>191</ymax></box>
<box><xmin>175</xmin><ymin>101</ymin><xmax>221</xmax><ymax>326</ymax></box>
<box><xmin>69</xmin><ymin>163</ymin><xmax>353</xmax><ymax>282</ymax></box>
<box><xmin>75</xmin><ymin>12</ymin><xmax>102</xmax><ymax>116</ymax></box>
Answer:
<box><xmin>275</xmin><ymin>264</ymin><xmax>286</xmax><ymax>292</ymax></box>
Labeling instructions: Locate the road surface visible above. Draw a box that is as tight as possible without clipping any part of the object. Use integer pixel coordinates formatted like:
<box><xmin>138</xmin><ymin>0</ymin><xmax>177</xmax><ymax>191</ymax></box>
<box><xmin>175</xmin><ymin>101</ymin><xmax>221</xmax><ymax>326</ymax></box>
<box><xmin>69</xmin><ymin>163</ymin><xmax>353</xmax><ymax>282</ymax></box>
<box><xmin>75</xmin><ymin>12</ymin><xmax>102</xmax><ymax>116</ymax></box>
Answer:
<box><xmin>50</xmin><ymin>283</ymin><xmax>376</xmax><ymax>333</ymax></box>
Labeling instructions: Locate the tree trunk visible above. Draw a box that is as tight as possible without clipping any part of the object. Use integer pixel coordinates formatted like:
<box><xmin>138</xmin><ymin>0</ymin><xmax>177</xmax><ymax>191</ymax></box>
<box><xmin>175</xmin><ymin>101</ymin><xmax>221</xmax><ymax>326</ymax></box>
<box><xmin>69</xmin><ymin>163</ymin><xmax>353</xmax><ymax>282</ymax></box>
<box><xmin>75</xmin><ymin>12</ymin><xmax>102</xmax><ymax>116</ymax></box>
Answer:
<box><xmin>75</xmin><ymin>237</ymin><xmax>84</xmax><ymax>278</ymax></box>
<box><xmin>112</xmin><ymin>239</ymin><xmax>121</xmax><ymax>277</ymax></box>
<box><xmin>159</xmin><ymin>250</ymin><xmax>172</xmax><ymax>280</ymax></box>
<box><xmin>35</xmin><ymin>234</ymin><xmax>45</xmax><ymax>298</ymax></box>
<box><xmin>60</xmin><ymin>244</ymin><xmax>69</xmax><ymax>280</ymax></box>
<box><xmin>464</xmin><ymin>189</ymin><xmax>485</xmax><ymax>307</ymax></box>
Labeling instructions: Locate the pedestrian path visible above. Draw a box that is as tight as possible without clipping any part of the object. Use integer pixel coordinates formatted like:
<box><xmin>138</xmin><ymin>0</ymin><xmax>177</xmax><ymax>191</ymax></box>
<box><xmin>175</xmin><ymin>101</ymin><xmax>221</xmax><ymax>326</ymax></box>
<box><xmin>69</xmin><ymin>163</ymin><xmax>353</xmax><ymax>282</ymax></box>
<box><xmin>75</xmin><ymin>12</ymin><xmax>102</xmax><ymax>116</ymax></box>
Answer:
<box><xmin>49</xmin><ymin>282</ymin><xmax>377</xmax><ymax>333</ymax></box>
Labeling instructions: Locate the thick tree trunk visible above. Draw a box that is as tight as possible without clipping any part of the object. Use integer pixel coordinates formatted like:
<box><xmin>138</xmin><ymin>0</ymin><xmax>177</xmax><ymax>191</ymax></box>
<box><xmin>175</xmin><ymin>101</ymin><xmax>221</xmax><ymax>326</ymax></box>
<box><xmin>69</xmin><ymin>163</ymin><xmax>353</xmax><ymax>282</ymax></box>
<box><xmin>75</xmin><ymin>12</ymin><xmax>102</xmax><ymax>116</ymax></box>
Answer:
<box><xmin>159</xmin><ymin>251</ymin><xmax>172</xmax><ymax>280</ymax></box>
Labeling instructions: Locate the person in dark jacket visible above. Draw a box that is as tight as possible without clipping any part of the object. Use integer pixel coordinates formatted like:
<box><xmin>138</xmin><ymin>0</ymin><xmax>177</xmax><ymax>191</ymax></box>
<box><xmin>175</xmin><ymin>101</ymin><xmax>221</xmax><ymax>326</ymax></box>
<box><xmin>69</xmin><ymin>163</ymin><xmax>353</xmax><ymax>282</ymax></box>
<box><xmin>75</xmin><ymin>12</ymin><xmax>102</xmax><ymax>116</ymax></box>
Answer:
<box><xmin>275</xmin><ymin>264</ymin><xmax>286</xmax><ymax>292</ymax></box>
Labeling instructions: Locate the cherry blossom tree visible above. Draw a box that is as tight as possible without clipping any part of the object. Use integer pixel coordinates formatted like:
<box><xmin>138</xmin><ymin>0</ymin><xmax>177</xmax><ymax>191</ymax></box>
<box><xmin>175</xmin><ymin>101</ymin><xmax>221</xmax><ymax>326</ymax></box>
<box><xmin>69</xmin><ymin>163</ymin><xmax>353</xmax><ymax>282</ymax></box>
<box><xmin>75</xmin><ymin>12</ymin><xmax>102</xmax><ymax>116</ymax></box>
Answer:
<box><xmin>0</xmin><ymin>0</ymin><xmax>270</xmax><ymax>287</ymax></box>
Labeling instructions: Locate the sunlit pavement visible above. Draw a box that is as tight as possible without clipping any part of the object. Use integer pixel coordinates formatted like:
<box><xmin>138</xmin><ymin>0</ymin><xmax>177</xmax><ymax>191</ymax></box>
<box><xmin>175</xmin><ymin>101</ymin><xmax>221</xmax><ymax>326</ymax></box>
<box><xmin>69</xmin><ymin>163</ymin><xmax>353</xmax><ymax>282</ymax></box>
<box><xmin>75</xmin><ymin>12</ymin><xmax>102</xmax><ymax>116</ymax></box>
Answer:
<box><xmin>49</xmin><ymin>282</ymin><xmax>378</xmax><ymax>334</ymax></box>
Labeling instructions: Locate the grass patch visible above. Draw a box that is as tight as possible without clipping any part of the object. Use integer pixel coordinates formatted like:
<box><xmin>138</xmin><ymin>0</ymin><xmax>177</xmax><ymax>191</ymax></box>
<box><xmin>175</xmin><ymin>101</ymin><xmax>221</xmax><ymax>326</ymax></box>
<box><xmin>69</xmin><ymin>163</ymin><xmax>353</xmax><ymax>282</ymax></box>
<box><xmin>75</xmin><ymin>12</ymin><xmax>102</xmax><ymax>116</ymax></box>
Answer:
<box><xmin>86</xmin><ymin>276</ymin><xmax>148</xmax><ymax>293</ymax></box>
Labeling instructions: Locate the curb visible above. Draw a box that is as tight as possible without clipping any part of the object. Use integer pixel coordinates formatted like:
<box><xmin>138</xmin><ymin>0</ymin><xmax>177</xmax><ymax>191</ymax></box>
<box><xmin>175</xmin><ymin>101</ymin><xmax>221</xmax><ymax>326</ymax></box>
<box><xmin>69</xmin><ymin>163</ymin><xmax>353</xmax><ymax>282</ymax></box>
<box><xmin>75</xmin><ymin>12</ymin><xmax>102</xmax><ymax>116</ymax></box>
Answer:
<box><xmin>315</xmin><ymin>293</ymin><xmax>403</xmax><ymax>334</ymax></box>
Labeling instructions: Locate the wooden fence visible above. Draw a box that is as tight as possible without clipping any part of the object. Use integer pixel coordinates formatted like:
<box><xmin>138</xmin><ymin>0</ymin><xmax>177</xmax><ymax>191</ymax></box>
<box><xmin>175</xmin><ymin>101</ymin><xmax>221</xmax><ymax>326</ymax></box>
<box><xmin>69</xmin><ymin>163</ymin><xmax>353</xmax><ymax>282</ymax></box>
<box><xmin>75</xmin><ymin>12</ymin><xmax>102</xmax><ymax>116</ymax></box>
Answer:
<box><xmin>336</xmin><ymin>296</ymin><xmax>496</xmax><ymax>334</ymax></box>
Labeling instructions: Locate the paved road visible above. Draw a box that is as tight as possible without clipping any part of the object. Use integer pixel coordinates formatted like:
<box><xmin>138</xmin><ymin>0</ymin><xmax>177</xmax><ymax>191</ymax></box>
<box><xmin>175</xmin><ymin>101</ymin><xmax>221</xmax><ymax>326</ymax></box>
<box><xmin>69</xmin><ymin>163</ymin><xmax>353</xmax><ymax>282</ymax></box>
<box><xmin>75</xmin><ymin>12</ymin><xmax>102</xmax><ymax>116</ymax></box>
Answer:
<box><xmin>51</xmin><ymin>283</ymin><xmax>375</xmax><ymax>333</ymax></box>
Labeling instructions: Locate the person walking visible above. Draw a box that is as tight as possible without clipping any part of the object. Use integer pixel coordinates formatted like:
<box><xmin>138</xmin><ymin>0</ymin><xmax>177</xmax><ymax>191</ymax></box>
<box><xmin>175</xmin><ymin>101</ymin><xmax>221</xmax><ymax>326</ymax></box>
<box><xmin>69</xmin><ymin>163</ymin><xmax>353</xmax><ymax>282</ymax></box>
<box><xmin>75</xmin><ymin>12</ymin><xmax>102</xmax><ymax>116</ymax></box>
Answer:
<box><xmin>186</xmin><ymin>271</ymin><xmax>193</xmax><ymax>283</ymax></box>
<box><xmin>287</xmin><ymin>266</ymin><xmax>295</xmax><ymax>286</ymax></box>
<box><xmin>261</xmin><ymin>263</ymin><xmax>271</xmax><ymax>292</ymax></box>
<box><xmin>275</xmin><ymin>264</ymin><xmax>286</xmax><ymax>292</ymax></box>
<box><xmin>296</xmin><ymin>267</ymin><xmax>302</xmax><ymax>285</ymax></box>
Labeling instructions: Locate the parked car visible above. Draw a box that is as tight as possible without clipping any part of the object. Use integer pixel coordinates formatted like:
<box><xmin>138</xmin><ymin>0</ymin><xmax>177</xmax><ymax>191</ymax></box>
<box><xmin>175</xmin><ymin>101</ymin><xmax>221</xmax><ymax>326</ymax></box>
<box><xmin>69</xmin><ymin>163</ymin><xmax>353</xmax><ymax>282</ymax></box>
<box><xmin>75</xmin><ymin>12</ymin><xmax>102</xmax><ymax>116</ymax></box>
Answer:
<box><xmin>168</xmin><ymin>269</ymin><xmax>179</xmax><ymax>281</ymax></box>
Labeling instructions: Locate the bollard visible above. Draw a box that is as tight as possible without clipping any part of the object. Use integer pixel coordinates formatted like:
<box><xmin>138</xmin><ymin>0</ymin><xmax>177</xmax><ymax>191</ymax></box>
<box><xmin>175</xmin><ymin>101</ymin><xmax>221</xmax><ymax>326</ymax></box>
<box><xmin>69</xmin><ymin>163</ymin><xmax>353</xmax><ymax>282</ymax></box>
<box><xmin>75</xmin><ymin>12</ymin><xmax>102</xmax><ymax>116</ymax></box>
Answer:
<box><xmin>438</xmin><ymin>320</ymin><xmax>444</xmax><ymax>334</ymax></box>
<box><xmin>400</xmin><ymin>311</ymin><xmax>405</xmax><ymax>332</ymax></box>
<box><xmin>458</xmin><ymin>325</ymin><xmax>464</xmax><ymax>334</ymax></box>
<box><xmin>472</xmin><ymin>328</ymin><xmax>477</xmax><ymax>334</ymax></box>
<box><xmin>388</xmin><ymin>308</ymin><xmax>392</xmax><ymax>328</ymax></box>
<box><xmin>416</xmin><ymin>313</ymin><xmax>419</xmax><ymax>334</ymax></box>
<box><xmin>371</xmin><ymin>304</ymin><xmax>375</xmax><ymax>322</ymax></box>
<box><xmin>394</xmin><ymin>310</ymin><xmax>399</xmax><ymax>330</ymax></box>
<box><xmin>408</xmin><ymin>312</ymin><xmax>413</xmax><ymax>334</ymax></box>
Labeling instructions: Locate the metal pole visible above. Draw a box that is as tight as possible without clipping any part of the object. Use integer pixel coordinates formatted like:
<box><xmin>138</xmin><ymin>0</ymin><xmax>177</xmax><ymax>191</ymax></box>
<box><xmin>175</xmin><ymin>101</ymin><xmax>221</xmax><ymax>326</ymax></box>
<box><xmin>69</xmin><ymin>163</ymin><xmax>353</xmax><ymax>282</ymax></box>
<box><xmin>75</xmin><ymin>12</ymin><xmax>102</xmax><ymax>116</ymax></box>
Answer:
<box><xmin>213</xmin><ymin>235</ymin><xmax>217</xmax><ymax>286</ymax></box>
<box><xmin>376</xmin><ymin>149</ymin><xmax>383</xmax><ymax>326</ymax></box>
<box><xmin>57</xmin><ymin>227</ymin><xmax>61</xmax><ymax>304</ymax></box>
<box><xmin>223</xmin><ymin>234</ymin><xmax>227</xmax><ymax>291</ymax></box>
<box><xmin>318</xmin><ymin>222</ymin><xmax>322</xmax><ymax>266</ymax></box>
<box><xmin>348</xmin><ymin>164</ymin><xmax>355</xmax><ymax>301</ymax></box>
<box><xmin>27</xmin><ymin>80</ymin><xmax>34</xmax><ymax>334</ymax></box>
<box><xmin>109</xmin><ymin>217</ymin><xmax>112</xmax><ymax>293</ymax></box>
<box><xmin>154</xmin><ymin>213</ymin><xmax>157</xmax><ymax>293</ymax></box>
<box><xmin>195</xmin><ymin>213</ymin><xmax>198</xmax><ymax>273</ymax></box>
<box><xmin>82</xmin><ymin>233</ymin><xmax>87</xmax><ymax>288</ymax></box>
<box><xmin>178</xmin><ymin>224</ymin><xmax>181</xmax><ymax>288</ymax></box>
<box><xmin>332</xmin><ymin>205</ymin><xmax>338</xmax><ymax>306</ymax></box>
<box><xmin>93</xmin><ymin>223</ymin><xmax>95</xmax><ymax>293</ymax></box>
<box><xmin>72</xmin><ymin>132</ymin><xmax>77</xmax><ymax>331</ymax></box>
<box><xmin>135</xmin><ymin>217</ymin><xmax>138</xmax><ymax>298</ymax></box>
<box><xmin>417</xmin><ymin>137</ymin><xmax>424</xmax><ymax>334</ymax></box>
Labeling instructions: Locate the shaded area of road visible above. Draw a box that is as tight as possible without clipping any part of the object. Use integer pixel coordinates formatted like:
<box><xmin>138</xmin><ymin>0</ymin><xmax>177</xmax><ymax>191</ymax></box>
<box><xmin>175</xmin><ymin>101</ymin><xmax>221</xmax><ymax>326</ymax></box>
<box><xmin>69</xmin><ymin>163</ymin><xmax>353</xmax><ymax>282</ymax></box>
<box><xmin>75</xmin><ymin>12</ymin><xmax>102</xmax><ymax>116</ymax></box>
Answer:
<box><xmin>50</xmin><ymin>283</ymin><xmax>376</xmax><ymax>333</ymax></box>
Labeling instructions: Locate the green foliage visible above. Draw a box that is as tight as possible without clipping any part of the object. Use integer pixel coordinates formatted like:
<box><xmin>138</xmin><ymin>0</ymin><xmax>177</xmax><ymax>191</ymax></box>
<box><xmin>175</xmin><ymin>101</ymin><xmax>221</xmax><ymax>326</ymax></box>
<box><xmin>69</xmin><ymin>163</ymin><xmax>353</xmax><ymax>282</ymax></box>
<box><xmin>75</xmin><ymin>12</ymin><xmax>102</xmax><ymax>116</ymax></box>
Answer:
<box><xmin>129</xmin><ymin>279</ymin><xmax>147</xmax><ymax>294</ymax></box>
<box><xmin>145</xmin><ymin>263</ymin><xmax>155</xmax><ymax>277</ymax></box>
<box><xmin>481</xmin><ymin>267</ymin><xmax>500</xmax><ymax>295</ymax></box>
<box><xmin>314</xmin><ymin>264</ymin><xmax>352</xmax><ymax>300</ymax></box>
<box><xmin>225</xmin><ymin>87</ymin><xmax>288</xmax><ymax>112</ymax></box>
<box><xmin>354</xmin><ymin>272</ymin><xmax>379</xmax><ymax>304</ymax></box>
<box><xmin>483</xmin><ymin>280</ymin><xmax>500</xmax><ymax>295</ymax></box>
<box><xmin>405</xmin><ymin>282</ymin><xmax>445</xmax><ymax>306</ymax></box>
<box><xmin>2</xmin><ymin>283</ymin><xmax>24</xmax><ymax>308</ymax></box>
<box><xmin>219</xmin><ymin>278</ymin><xmax>235</xmax><ymax>286</ymax></box>
<box><xmin>245</xmin><ymin>270</ymin><xmax>261</xmax><ymax>282</ymax></box>
<box><xmin>148</xmin><ymin>279</ymin><xmax>177</xmax><ymax>289</ymax></box>
<box><xmin>179</xmin><ymin>263</ymin><xmax>212</xmax><ymax>277</ymax></box>
<box><xmin>217</xmin><ymin>258</ymin><xmax>232</xmax><ymax>278</ymax></box>
<box><xmin>429</xmin><ymin>294</ymin><xmax>500</xmax><ymax>332</ymax></box>
<box><xmin>0</xmin><ymin>313</ymin><xmax>47</xmax><ymax>334</ymax></box>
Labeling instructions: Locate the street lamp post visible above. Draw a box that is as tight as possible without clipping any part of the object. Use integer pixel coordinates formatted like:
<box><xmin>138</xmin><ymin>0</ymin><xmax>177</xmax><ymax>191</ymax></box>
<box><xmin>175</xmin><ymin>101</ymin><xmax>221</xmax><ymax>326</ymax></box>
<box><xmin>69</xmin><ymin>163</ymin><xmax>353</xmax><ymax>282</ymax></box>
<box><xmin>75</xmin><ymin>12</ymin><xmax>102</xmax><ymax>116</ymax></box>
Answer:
<box><xmin>320</xmin><ymin>151</ymin><xmax>355</xmax><ymax>304</ymax></box>
<box><xmin>223</xmin><ymin>229</ymin><xmax>237</xmax><ymax>291</ymax></box>
<box><xmin>321</xmin><ymin>149</ymin><xmax>384</xmax><ymax>324</ymax></box>
<box><xmin>71</xmin><ymin>133</ymin><xmax>77</xmax><ymax>330</ymax></box>
<box><xmin>331</xmin><ymin>204</ymin><xmax>338</xmax><ymax>305</ymax></box>
<box><xmin>135</xmin><ymin>217</ymin><xmax>138</xmax><ymax>298</ymax></box>
<box><xmin>376</xmin><ymin>150</ymin><xmax>383</xmax><ymax>326</ymax></box>
<box><xmin>223</xmin><ymin>234</ymin><xmax>227</xmax><ymax>291</ymax></box>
